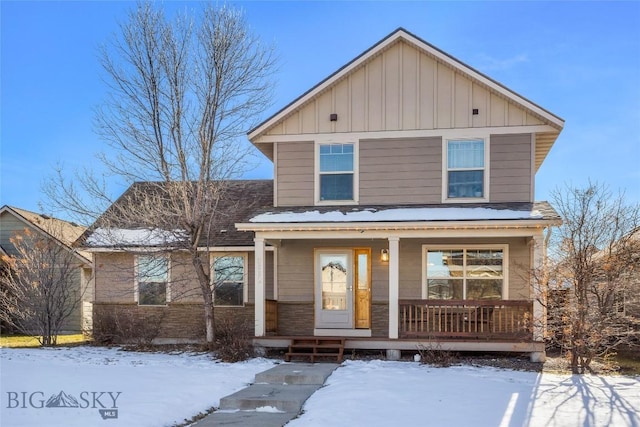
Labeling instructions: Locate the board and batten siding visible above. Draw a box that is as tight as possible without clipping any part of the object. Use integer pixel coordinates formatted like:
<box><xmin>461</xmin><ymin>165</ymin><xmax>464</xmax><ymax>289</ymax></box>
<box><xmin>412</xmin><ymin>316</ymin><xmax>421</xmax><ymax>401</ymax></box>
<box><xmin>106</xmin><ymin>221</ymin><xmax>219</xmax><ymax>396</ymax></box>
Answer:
<box><xmin>360</xmin><ymin>137</ymin><xmax>442</xmax><ymax>204</ymax></box>
<box><xmin>265</xmin><ymin>40</ymin><xmax>544</xmax><ymax>137</ymax></box>
<box><xmin>490</xmin><ymin>133</ymin><xmax>533</xmax><ymax>203</ymax></box>
<box><xmin>276</xmin><ymin>141</ymin><xmax>314</xmax><ymax>206</ymax></box>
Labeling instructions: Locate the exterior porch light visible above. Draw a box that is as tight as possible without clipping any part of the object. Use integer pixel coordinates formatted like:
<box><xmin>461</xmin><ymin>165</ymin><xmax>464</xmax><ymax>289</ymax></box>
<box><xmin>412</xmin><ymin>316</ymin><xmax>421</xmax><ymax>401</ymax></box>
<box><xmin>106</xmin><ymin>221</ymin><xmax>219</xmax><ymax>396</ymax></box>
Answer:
<box><xmin>380</xmin><ymin>248</ymin><xmax>390</xmax><ymax>262</ymax></box>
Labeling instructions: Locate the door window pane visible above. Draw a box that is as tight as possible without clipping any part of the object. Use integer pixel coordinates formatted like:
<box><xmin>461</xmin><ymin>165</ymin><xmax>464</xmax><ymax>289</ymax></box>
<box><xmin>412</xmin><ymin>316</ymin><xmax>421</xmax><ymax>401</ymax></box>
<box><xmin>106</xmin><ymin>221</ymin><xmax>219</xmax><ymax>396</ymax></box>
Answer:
<box><xmin>320</xmin><ymin>254</ymin><xmax>348</xmax><ymax>310</ymax></box>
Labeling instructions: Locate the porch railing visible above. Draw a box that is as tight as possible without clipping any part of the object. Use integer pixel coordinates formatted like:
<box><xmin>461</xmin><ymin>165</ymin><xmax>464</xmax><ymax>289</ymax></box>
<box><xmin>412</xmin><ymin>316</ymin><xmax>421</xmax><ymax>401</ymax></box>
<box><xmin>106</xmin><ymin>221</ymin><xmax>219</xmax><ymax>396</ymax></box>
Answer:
<box><xmin>399</xmin><ymin>299</ymin><xmax>533</xmax><ymax>340</ymax></box>
<box><xmin>265</xmin><ymin>299</ymin><xmax>278</xmax><ymax>334</ymax></box>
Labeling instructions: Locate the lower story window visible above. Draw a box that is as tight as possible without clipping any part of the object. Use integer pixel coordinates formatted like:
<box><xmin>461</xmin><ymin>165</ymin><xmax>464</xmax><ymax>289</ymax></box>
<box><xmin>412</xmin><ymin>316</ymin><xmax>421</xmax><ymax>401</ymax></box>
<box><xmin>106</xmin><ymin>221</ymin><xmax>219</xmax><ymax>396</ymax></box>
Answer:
<box><xmin>212</xmin><ymin>254</ymin><xmax>246</xmax><ymax>306</ymax></box>
<box><xmin>424</xmin><ymin>247</ymin><xmax>505</xmax><ymax>300</ymax></box>
<box><xmin>136</xmin><ymin>255</ymin><xmax>169</xmax><ymax>305</ymax></box>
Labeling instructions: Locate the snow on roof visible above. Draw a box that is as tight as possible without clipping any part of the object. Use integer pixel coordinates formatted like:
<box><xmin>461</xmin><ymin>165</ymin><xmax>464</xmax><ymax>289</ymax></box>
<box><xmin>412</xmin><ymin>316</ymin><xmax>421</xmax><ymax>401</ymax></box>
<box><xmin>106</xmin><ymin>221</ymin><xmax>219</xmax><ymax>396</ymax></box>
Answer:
<box><xmin>250</xmin><ymin>206</ymin><xmax>543</xmax><ymax>223</ymax></box>
<box><xmin>86</xmin><ymin>228</ymin><xmax>188</xmax><ymax>247</ymax></box>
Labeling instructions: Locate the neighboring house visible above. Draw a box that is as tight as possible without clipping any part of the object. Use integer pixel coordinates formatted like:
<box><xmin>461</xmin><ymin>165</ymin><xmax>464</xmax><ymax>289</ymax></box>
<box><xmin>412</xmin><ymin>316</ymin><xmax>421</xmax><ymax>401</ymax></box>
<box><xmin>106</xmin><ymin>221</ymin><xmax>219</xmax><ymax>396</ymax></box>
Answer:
<box><xmin>86</xmin><ymin>28</ymin><xmax>564</xmax><ymax>360</ymax></box>
<box><xmin>0</xmin><ymin>205</ymin><xmax>93</xmax><ymax>333</ymax></box>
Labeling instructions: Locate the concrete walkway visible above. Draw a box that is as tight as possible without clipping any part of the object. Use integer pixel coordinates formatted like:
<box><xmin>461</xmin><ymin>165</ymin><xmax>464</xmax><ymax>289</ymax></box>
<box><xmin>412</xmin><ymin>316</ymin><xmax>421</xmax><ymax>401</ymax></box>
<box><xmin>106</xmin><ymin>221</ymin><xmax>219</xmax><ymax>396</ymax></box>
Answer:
<box><xmin>192</xmin><ymin>363</ymin><xmax>339</xmax><ymax>427</ymax></box>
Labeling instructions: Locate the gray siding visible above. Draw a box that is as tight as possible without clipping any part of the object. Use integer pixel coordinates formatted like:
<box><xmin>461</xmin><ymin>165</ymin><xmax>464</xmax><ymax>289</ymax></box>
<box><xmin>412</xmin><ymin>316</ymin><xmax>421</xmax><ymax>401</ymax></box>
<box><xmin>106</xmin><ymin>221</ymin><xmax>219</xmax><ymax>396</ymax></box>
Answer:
<box><xmin>276</xmin><ymin>141</ymin><xmax>314</xmax><ymax>206</ymax></box>
<box><xmin>276</xmin><ymin>237</ymin><xmax>532</xmax><ymax>305</ymax></box>
<box><xmin>273</xmin><ymin>133</ymin><xmax>535</xmax><ymax>207</ymax></box>
<box><xmin>94</xmin><ymin>250</ymin><xmax>274</xmax><ymax>305</ymax></box>
<box><xmin>0</xmin><ymin>211</ymin><xmax>84</xmax><ymax>333</ymax></box>
<box><xmin>0</xmin><ymin>212</ymin><xmax>31</xmax><ymax>257</ymax></box>
<box><xmin>359</xmin><ymin>137</ymin><xmax>442</xmax><ymax>205</ymax></box>
<box><xmin>490</xmin><ymin>133</ymin><xmax>532</xmax><ymax>203</ymax></box>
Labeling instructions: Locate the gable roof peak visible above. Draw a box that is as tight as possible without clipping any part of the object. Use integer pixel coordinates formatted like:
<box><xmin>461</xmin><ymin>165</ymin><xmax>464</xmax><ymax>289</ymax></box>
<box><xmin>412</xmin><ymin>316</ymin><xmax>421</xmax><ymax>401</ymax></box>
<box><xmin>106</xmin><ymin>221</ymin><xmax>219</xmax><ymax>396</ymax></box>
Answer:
<box><xmin>248</xmin><ymin>27</ymin><xmax>564</xmax><ymax>144</ymax></box>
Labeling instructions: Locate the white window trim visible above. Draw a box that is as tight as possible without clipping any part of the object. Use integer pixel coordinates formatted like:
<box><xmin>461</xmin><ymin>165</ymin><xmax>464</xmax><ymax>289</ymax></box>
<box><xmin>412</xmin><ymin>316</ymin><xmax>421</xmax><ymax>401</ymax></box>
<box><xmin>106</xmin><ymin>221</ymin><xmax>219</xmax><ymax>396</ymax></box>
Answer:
<box><xmin>314</xmin><ymin>139</ymin><xmax>359</xmax><ymax>206</ymax></box>
<box><xmin>421</xmin><ymin>244</ymin><xmax>509</xmax><ymax>300</ymax></box>
<box><xmin>134</xmin><ymin>254</ymin><xmax>171</xmax><ymax>306</ymax></box>
<box><xmin>441</xmin><ymin>137</ymin><xmax>490</xmax><ymax>203</ymax></box>
<box><xmin>211</xmin><ymin>252</ymin><xmax>249</xmax><ymax>307</ymax></box>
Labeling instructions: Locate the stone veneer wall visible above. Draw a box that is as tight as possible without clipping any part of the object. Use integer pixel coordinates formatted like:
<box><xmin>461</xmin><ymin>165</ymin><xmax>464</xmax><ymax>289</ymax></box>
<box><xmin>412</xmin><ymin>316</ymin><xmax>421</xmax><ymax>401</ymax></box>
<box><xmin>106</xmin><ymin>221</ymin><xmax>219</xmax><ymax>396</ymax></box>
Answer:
<box><xmin>276</xmin><ymin>301</ymin><xmax>389</xmax><ymax>337</ymax></box>
<box><xmin>276</xmin><ymin>302</ymin><xmax>314</xmax><ymax>336</ymax></box>
<box><xmin>93</xmin><ymin>303</ymin><xmax>255</xmax><ymax>342</ymax></box>
<box><xmin>371</xmin><ymin>302</ymin><xmax>389</xmax><ymax>338</ymax></box>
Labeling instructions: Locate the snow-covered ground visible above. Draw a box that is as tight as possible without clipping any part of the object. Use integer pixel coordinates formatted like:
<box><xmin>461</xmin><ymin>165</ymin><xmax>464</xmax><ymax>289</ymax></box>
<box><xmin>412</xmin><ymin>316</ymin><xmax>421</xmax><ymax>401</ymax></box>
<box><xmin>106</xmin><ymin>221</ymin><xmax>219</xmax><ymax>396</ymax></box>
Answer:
<box><xmin>0</xmin><ymin>347</ymin><xmax>274</xmax><ymax>427</ymax></box>
<box><xmin>290</xmin><ymin>360</ymin><xmax>640</xmax><ymax>427</ymax></box>
<box><xmin>1</xmin><ymin>348</ymin><xmax>639</xmax><ymax>427</ymax></box>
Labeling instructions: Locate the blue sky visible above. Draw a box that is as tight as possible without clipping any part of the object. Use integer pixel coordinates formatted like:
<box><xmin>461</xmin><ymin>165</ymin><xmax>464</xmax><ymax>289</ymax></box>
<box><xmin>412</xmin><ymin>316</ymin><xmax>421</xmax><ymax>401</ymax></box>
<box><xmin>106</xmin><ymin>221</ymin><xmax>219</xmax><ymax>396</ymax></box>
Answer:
<box><xmin>2</xmin><ymin>1</ymin><xmax>639</xmax><ymax>218</ymax></box>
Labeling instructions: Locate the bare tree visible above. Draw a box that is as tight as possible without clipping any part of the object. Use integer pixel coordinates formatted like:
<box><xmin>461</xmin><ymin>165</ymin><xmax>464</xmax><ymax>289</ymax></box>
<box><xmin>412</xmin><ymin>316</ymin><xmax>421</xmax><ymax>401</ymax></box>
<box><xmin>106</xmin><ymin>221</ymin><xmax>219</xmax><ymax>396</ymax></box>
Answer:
<box><xmin>0</xmin><ymin>227</ymin><xmax>86</xmax><ymax>345</ymax></box>
<box><xmin>45</xmin><ymin>2</ymin><xmax>276</xmax><ymax>347</ymax></box>
<box><xmin>547</xmin><ymin>182</ymin><xmax>640</xmax><ymax>373</ymax></box>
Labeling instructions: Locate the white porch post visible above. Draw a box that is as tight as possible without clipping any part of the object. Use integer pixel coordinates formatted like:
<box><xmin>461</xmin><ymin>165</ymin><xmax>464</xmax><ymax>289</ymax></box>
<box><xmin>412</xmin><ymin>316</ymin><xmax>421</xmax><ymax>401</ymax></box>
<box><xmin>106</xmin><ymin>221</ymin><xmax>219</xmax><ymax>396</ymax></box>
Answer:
<box><xmin>254</xmin><ymin>237</ymin><xmax>265</xmax><ymax>337</ymax></box>
<box><xmin>531</xmin><ymin>233</ymin><xmax>547</xmax><ymax>362</ymax></box>
<box><xmin>388</xmin><ymin>237</ymin><xmax>400</xmax><ymax>340</ymax></box>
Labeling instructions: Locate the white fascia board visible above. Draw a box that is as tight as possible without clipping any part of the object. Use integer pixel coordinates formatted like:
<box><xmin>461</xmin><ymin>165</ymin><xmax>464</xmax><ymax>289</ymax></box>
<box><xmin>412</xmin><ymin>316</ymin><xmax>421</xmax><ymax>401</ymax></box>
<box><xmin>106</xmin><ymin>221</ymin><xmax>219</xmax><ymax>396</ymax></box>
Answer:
<box><xmin>84</xmin><ymin>245</ymin><xmax>275</xmax><ymax>253</ymax></box>
<box><xmin>237</xmin><ymin>219</ymin><xmax>560</xmax><ymax>233</ymax></box>
<box><xmin>252</xmin><ymin>125</ymin><xmax>558</xmax><ymax>144</ymax></box>
<box><xmin>251</xmin><ymin>227</ymin><xmax>548</xmax><ymax>241</ymax></box>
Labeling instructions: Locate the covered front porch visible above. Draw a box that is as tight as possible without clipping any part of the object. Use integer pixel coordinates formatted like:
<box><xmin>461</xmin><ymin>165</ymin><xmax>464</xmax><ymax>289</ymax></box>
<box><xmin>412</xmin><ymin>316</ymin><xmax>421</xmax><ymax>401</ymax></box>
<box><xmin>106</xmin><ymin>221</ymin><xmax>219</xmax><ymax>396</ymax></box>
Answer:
<box><xmin>238</xmin><ymin>208</ymin><xmax>556</xmax><ymax>361</ymax></box>
<box><xmin>256</xmin><ymin>297</ymin><xmax>543</xmax><ymax>355</ymax></box>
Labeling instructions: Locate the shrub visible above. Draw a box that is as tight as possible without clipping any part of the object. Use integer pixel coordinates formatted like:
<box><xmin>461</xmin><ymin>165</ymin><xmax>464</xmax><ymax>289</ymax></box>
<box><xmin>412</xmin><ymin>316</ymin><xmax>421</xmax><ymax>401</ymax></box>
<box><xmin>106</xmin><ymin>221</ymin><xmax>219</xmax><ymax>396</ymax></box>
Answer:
<box><xmin>93</xmin><ymin>306</ymin><xmax>165</xmax><ymax>347</ymax></box>
<box><xmin>214</xmin><ymin>316</ymin><xmax>254</xmax><ymax>362</ymax></box>
<box><xmin>416</xmin><ymin>340</ymin><xmax>458</xmax><ymax>367</ymax></box>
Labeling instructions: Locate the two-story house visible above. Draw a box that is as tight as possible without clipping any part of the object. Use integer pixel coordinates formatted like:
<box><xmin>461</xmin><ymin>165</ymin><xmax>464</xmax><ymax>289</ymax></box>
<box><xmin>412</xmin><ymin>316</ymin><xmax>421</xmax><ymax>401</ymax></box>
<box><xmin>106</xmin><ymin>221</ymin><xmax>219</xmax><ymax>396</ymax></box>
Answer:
<box><xmin>86</xmin><ymin>29</ymin><xmax>563</xmax><ymax>361</ymax></box>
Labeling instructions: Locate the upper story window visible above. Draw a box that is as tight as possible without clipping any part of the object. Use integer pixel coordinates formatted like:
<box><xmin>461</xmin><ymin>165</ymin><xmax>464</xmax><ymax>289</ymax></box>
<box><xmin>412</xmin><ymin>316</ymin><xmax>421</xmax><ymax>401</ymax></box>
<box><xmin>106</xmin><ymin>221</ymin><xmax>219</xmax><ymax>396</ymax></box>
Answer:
<box><xmin>445</xmin><ymin>139</ymin><xmax>487</xmax><ymax>201</ymax></box>
<box><xmin>136</xmin><ymin>255</ymin><xmax>169</xmax><ymax>306</ymax></box>
<box><xmin>212</xmin><ymin>254</ymin><xmax>247</xmax><ymax>306</ymax></box>
<box><xmin>318</xmin><ymin>143</ymin><xmax>355</xmax><ymax>203</ymax></box>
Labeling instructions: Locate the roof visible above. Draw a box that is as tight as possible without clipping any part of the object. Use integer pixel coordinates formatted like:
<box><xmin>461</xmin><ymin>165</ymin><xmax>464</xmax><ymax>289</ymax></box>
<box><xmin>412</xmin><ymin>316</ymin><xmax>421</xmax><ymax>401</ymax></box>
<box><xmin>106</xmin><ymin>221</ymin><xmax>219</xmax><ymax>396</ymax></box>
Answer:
<box><xmin>83</xmin><ymin>180</ymin><xmax>274</xmax><ymax>249</ymax></box>
<box><xmin>248</xmin><ymin>28</ymin><xmax>564</xmax><ymax>170</ymax></box>
<box><xmin>237</xmin><ymin>201</ymin><xmax>561</xmax><ymax>233</ymax></box>
<box><xmin>247</xmin><ymin>201</ymin><xmax>560</xmax><ymax>224</ymax></box>
<box><xmin>0</xmin><ymin>205</ymin><xmax>91</xmax><ymax>264</ymax></box>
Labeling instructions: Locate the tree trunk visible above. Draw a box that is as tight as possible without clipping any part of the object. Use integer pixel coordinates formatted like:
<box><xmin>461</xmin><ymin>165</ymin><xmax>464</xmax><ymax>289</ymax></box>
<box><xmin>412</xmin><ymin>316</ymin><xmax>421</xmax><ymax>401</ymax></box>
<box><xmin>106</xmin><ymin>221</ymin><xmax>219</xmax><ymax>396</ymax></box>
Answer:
<box><xmin>204</xmin><ymin>299</ymin><xmax>215</xmax><ymax>350</ymax></box>
<box><xmin>191</xmin><ymin>250</ymin><xmax>216</xmax><ymax>348</ymax></box>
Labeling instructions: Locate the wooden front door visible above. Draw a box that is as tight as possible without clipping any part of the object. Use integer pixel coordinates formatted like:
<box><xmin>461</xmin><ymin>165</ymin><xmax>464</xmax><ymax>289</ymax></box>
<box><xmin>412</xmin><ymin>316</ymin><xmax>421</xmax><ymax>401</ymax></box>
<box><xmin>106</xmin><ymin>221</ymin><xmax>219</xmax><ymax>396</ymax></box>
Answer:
<box><xmin>354</xmin><ymin>249</ymin><xmax>371</xmax><ymax>329</ymax></box>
